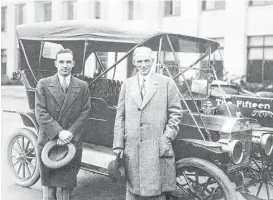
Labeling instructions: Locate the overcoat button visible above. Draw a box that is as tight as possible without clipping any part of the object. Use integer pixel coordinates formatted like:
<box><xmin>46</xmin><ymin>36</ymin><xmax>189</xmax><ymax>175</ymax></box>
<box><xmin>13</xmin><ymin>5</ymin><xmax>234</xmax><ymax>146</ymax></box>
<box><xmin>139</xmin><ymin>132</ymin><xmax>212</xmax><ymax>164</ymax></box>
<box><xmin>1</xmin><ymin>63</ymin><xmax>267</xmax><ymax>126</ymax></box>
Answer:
<box><xmin>140</xmin><ymin>139</ymin><xmax>143</xmax><ymax>142</ymax></box>
<box><xmin>138</xmin><ymin>108</ymin><xmax>141</xmax><ymax>111</ymax></box>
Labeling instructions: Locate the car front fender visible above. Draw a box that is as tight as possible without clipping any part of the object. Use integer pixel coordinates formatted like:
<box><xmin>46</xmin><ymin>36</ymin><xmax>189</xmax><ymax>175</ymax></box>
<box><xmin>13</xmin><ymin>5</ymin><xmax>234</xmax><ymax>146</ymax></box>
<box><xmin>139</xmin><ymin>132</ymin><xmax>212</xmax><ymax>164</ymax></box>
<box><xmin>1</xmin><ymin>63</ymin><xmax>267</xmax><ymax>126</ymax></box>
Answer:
<box><xmin>173</xmin><ymin>138</ymin><xmax>225</xmax><ymax>161</ymax></box>
<box><xmin>3</xmin><ymin>109</ymin><xmax>38</xmax><ymax>132</ymax></box>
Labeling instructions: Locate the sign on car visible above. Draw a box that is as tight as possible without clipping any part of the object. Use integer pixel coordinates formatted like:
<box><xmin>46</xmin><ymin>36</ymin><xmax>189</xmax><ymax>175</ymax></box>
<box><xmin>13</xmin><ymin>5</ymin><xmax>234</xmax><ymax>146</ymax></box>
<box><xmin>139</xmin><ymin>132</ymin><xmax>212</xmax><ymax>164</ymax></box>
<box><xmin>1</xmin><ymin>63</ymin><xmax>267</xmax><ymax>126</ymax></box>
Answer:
<box><xmin>215</xmin><ymin>95</ymin><xmax>273</xmax><ymax>127</ymax></box>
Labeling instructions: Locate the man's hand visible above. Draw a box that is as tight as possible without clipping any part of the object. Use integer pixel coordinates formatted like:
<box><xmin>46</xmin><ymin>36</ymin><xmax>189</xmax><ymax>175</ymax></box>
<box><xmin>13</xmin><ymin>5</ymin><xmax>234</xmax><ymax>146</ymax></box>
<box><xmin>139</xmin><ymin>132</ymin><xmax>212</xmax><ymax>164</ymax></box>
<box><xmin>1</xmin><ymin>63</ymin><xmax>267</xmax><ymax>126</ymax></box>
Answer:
<box><xmin>57</xmin><ymin>139</ymin><xmax>65</xmax><ymax>146</ymax></box>
<box><xmin>113</xmin><ymin>148</ymin><xmax>123</xmax><ymax>157</ymax></box>
<box><xmin>58</xmin><ymin>130</ymin><xmax>73</xmax><ymax>144</ymax></box>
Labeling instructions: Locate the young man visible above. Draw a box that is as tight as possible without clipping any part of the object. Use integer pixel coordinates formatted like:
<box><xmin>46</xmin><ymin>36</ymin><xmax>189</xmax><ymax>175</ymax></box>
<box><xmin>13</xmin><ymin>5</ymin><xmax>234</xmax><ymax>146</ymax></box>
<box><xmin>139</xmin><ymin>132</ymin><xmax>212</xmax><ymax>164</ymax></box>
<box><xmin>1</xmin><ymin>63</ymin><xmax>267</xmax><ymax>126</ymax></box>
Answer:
<box><xmin>113</xmin><ymin>46</ymin><xmax>183</xmax><ymax>200</ymax></box>
<box><xmin>35</xmin><ymin>48</ymin><xmax>91</xmax><ymax>200</ymax></box>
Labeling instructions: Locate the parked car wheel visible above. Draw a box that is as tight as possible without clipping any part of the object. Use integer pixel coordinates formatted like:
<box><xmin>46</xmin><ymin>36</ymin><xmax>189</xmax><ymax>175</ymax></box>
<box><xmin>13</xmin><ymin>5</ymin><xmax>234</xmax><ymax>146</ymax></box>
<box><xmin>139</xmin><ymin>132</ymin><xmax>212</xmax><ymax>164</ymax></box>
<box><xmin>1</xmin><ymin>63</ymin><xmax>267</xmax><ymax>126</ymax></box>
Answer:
<box><xmin>7</xmin><ymin>128</ymin><xmax>40</xmax><ymax>187</ymax></box>
<box><xmin>242</xmin><ymin>153</ymin><xmax>273</xmax><ymax>200</ymax></box>
<box><xmin>168</xmin><ymin>158</ymin><xmax>237</xmax><ymax>200</ymax></box>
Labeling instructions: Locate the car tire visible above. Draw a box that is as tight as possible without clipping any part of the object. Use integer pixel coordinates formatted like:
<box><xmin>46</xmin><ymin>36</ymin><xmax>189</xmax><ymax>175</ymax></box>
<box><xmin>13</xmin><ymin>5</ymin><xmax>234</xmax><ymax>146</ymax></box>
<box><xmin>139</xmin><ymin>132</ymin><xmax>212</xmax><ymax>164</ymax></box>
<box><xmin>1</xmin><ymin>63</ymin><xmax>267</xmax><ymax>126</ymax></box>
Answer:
<box><xmin>7</xmin><ymin>128</ymin><xmax>40</xmax><ymax>187</ymax></box>
<box><xmin>242</xmin><ymin>153</ymin><xmax>273</xmax><ymax>200</ymax></box>
<box><xmin>169</xmin><ymin>157</ymin><xmax>237</xmax><ymax>200</ymax></box>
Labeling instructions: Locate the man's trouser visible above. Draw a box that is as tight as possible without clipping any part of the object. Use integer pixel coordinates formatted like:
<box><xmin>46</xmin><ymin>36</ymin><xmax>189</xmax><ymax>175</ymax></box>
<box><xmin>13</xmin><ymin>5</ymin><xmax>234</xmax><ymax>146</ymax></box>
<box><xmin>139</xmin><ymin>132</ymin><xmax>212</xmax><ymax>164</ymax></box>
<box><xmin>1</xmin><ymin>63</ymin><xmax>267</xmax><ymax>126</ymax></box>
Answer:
<box><xmin>43</xmin><ymin>186</ymin><xmax>72</xmax><ymax>200</ymax></box>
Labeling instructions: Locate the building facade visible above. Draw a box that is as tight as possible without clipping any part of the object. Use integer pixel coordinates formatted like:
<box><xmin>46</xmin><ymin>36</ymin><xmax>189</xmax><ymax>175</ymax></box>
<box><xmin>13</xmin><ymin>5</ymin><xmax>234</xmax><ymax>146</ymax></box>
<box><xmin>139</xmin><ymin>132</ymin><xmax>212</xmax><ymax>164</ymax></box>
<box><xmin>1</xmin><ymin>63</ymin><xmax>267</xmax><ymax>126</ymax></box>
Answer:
<box><xmin>1</xmin><ymin>0</ymin><xmax>273</xmax><ymax>83</ymax></box>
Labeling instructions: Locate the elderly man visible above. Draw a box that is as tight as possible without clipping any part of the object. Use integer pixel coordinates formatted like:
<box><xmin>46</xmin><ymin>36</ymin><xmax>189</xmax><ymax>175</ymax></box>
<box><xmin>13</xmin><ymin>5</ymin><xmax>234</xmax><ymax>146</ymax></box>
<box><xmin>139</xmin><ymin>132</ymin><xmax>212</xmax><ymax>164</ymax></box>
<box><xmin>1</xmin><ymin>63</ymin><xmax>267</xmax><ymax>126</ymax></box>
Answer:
<box><xmin>35</xmin><ymin>48</ymin><xmax>91</xmax><ymax>200</ymax></box>
<box><xmin>113</xmin><ymin>46</ymin><xmax>182</xmax><ymax>200</ymax></box>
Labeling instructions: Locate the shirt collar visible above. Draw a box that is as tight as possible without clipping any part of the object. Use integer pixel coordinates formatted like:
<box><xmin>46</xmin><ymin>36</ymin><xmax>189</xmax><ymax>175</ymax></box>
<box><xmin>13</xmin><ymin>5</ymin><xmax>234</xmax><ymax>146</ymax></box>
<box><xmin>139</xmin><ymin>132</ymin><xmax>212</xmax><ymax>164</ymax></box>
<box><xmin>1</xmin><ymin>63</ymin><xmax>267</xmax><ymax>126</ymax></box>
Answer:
<box><xmin>58</xmin><ymin>73</ymin><xmax>71</xmax><ymax>82</ymax></box>
<box><xmin>138</xmin><ymin>71</ymin><xmax>152</xmax><ymax>81</ymax></box>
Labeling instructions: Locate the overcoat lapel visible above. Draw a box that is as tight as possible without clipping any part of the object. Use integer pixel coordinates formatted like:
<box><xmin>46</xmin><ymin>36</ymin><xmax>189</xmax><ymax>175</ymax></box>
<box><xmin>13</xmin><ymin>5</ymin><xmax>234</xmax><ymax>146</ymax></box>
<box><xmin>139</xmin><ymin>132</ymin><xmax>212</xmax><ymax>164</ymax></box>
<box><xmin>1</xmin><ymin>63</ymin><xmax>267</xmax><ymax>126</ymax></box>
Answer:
<box><xmin>141</xmin><ymin>73</ymin><xmax>158</xmax><ymax>109</ymax></box>
<box><xmin>130</xmin><ymin>76</ymin><xmax>142</xmax><ymax>108</ymax></box>
<box><xmin>48</xmin><ymin>74</ymin><xmax>65</xmax><ymax>107</ymax></box>
<box><xmin>58</xmin><ymin>76</ymin><xmax>80</xmax><ymax>121</ymax></box>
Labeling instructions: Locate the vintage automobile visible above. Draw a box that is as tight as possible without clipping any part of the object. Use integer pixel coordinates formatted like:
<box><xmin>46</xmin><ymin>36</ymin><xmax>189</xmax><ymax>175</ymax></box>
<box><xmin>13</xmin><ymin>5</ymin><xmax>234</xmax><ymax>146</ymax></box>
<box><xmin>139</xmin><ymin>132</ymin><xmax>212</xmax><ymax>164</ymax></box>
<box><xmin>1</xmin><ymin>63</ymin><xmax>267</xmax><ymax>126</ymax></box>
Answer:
<box><xmin>205</xmin><ymin>74</ymin><xmax>273</xmax><ymax>199</ymax></box>
<box><xmin>5</xmin><ymin>20</ymin><xmax>256</xmax><ymax>200</ymax></box>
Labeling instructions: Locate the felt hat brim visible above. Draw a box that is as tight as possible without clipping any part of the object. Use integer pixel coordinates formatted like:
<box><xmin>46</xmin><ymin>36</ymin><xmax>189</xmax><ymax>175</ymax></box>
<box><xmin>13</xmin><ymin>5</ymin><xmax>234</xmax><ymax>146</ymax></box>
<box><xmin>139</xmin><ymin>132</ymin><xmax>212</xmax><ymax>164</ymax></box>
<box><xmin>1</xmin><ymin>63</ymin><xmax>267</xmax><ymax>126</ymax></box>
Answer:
<box><xmin>41</xmin><ymin>139</ymin><xmax>76</xmax><ymax>169</ymax></box>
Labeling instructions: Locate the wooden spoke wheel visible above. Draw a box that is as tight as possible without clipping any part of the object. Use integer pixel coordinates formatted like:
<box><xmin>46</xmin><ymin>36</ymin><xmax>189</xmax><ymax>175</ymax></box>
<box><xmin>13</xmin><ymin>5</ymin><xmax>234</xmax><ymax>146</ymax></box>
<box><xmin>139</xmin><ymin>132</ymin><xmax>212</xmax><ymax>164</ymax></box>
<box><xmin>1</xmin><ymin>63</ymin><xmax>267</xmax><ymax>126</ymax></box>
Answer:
<box><xmin>7</xmin><ymin>128</ymin><xmax>40</xmax><ymax>187</ymax></box>
<box><xmin>242</xmin><ymin>153</ymin><xmax>273</xmax><ymax>200</ymax></box>
<box><xmin>168</xmin><ymin>158</ymin><xmax>237</xmax><ymax>200</ymax></box>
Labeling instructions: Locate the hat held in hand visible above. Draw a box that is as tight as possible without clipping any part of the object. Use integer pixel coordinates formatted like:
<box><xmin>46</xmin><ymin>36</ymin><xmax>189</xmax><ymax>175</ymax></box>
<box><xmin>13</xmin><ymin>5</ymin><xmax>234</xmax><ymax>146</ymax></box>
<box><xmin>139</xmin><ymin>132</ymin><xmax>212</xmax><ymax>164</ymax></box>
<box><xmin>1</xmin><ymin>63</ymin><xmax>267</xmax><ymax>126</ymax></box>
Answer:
<box><xmin>41</xmin><ymin>139</ymin><xmax>76</xmax><ymax>169</ymax></box>
<box><xmin>108</xmin><ymin>151</ymin><xmax>125</xmax><ymax>182</ymax></box>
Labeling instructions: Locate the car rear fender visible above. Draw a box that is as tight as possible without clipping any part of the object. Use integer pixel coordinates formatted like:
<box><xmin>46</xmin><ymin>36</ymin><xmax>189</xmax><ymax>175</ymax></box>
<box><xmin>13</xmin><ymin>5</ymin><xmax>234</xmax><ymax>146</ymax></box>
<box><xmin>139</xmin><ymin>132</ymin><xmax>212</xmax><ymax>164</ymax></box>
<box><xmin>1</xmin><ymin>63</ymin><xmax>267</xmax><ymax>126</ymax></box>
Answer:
<box><xmin>3</xmin><ymin>109</ymin><xmax>38</xmax><ymax>132</ymax></box>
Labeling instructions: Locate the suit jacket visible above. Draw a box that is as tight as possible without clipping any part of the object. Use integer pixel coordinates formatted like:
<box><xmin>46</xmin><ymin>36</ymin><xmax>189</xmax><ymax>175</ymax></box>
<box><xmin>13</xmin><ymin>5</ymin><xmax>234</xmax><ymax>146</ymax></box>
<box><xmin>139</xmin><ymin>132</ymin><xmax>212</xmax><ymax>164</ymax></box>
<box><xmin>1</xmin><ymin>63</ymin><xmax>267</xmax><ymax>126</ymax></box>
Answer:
<box><xmin>113</xmin><ymin>73</ymin><xmax>182</xmax><ymax>196</ymax></box>
<box><xmin>35</xmin><ymin>73</ymin><xmax>91</xmax><ymax>187</ymax></box>
<box><xmin>35</xmin><ymin>73</ymin><xmax>91</xmax><ymax>150</ymax></box>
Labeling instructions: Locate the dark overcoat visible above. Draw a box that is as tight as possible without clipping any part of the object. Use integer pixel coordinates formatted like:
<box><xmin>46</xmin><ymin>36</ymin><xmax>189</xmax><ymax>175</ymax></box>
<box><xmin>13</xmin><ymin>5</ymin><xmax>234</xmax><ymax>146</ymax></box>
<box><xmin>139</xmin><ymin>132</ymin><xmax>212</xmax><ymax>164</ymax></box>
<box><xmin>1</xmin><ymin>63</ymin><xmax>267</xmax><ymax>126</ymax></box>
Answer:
<box><xmin>113</xmin><ymin>73</ymin><xmax>182</xmax><ymax>196</ymax></box>
<box><xmin>35</xmin><ymin>74</ymin><xmax>91</xmax><ymax>188</ymax></box>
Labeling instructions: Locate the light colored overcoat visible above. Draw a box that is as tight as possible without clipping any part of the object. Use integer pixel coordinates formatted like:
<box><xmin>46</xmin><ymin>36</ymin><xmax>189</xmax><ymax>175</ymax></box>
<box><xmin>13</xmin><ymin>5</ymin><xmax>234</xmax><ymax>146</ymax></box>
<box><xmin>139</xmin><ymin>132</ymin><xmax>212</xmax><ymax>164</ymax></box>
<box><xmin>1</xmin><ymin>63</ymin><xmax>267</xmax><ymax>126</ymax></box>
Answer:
<box><xmin>113</xmin><ymin>73</ymin><xmax>182</xmax><ymax>196</ymax></box>
<box><xmin>35</xmin><ymin>74</ymin><xmax>91</xmax><ymax>187</ymax></box>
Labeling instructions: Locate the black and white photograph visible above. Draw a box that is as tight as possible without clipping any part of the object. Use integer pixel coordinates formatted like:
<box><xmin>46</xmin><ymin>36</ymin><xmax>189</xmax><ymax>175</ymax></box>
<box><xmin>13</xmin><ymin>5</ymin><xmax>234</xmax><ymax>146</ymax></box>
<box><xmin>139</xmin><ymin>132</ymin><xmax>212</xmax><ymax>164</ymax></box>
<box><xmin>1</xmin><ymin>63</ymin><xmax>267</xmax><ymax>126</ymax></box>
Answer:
<box><xmin>1</xmin><ymin>0</ymin><xmax>273</xmax><ymax>200</ymax></box>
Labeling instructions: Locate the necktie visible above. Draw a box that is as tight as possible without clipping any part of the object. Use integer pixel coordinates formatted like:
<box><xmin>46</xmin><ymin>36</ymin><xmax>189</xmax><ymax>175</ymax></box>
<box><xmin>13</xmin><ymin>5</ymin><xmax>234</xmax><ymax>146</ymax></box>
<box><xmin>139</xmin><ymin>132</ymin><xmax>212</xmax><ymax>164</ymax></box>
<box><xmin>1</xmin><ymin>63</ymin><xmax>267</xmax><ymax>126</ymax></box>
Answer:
<box><xmin>140</xmin><ymin>78</ymin><xmax>146</xmax><ymax>100</ymax></box>
<box><xmin>62</xmin><ymin>79</ymin><xmax>68</xmax><ymax>94</ymax></box>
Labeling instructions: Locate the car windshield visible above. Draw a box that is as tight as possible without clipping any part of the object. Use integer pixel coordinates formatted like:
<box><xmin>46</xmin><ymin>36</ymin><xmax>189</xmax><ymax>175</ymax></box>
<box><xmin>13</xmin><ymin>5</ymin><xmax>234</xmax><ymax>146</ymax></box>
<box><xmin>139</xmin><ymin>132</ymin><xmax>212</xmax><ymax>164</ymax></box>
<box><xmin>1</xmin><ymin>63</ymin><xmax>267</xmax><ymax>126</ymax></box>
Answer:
<box><xmin>210</xmin><ymin>84</ymin><xmax>254</xmax><ymax>96</ymax></box>
<box><xmin>211</xmin><ymin>85</ymin><xmax>239</xmax><ymax>95</ymax></box>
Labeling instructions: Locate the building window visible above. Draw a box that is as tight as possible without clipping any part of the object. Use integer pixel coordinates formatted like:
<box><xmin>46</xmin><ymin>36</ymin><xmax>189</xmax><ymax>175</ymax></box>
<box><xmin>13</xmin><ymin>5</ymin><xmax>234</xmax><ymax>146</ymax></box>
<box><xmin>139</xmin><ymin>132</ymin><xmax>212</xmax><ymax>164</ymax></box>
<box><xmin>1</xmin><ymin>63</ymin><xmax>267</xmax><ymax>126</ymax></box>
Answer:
<box><xmin>68</xmin><ymin>1</ymin><xmax>75</xmax><ymax>20</ymax></box>
<box><xmin>128</xmin><ymin>0</ymin><xmax>134</xmax><ymax>20</ymax></box>
<box><xmin>88</xmin><ymin>1</ymin><xmax>103</xmax><ymax>19</ymax></box>
<box><xmin>94</xmin><ymin>1</ymin><xmax>100</xmax><ymax>19</ymax></box>
<box><xmin>64</xmin><ymin>0</ymin><xmax>76</xmax><ymax>20</ymax></box>
<box><xmin>15</xmin><ymin>4</ymin><xmax>25</xmax><ymax>25</ymax></box>
<box><xmin>44</xmin><ymin>2</ymin><xmax>52</xmax><ymax>21</ymax></box>
<box><xmin>249</xmin><ymin>0</ymin><xmax>273</xmax><ymax>6</ymax></box>
<box><xmin>127</xmin><ymin>0</ymin><xmax>141</xmax><ymax>20</ymax></box>
<box><xmin>1</xmin><ymin>7</ymin><xmax>7</xmax><ymax>32</ymax></box>
<box><xmin>247</xmin><ymin>36</ymin><xmax>273</xmax><ymax>83</ymax></box>
<box><xmin>164</xmin><ymin>0</ymin><xmax>181</xmax><ymax>17</ymax></box>
<box><xmin>1</xmin><ymin>49</ymin><xmax>7</xmax><ymax>75</ymax></box>
<box><xmin>202</xmin><ymin>0</ymin><xmax>225</xmax><ymax>11</ymax></box>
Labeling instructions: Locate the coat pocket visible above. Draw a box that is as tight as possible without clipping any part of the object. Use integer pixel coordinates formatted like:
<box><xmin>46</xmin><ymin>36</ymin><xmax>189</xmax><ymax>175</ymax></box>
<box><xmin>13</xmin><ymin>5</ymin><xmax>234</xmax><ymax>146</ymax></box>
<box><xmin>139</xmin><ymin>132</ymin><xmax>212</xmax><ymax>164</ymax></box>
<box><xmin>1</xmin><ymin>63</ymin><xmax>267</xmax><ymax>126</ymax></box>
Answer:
<box><xmin>159</xmin><ymin>135</ymin><xmax>174</xmax><ymax>158</ymax></box>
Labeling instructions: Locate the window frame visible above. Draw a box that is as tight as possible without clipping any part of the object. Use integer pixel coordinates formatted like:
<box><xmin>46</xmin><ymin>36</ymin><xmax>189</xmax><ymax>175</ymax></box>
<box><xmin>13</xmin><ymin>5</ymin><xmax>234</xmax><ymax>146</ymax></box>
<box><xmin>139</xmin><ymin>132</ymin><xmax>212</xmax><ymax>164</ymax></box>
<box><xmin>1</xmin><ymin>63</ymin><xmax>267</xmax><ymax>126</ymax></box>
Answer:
<box><xmin>202</xmin><ymin>0</ymin><xmax>226</xmax><ymax>11</ymax></box>
<box><xmin>128</xmin><ymin>0</ymin><xmax>134</xmax><ymax>20</ymax></box>
<box><xmin>164</xmin><ymin>0</ymin><xmax>181</xmax><ymax>17</ymax></box>
<box><xmin>249</xmin><ymin>0</ymin><xmax>273</xmax><ymax>7</ymax></box>
<box><xmin>94</xmin><ymin>0</ymin><xmax>101</xmax><ymax>19</ymax></box>
<box><xmin>127</xmin><ymin>0</ymin><xmax>142</xmax><ymax>20</ymax></box>
<box><xmin>44</xmin><ymin>2</ymin><xmax>52</xmax><ymax>22</ymax></box>
<box><xmin>247</xmin><ymin>35</ymin><xmax>273</xmax><ymax>83</ymax></box>
<box><xmin>1</xmin><ymin>7</ymin><xmax>7</xmax><ymax>32</ymax></box>
<box><xmin>66</xmin><ymin>1</ymin><xmax>76</xmax><ymax>20</ymax></box>
<box><xmin>16</xmin><ymin>3</ymin><xmax>25</xmax><ymax>25</ymax></box>
<box><xmin>1</xmin><ymin>49</ymin><xmax>7</xmax><ymax>75</ymax></box>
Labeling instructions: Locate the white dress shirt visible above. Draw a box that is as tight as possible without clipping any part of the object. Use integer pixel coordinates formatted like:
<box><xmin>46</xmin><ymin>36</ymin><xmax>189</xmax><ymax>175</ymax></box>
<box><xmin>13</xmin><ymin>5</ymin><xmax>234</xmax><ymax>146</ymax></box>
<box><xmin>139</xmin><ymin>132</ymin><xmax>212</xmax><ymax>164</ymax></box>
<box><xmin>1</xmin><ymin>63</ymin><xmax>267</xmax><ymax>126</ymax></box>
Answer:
<box><xmin>58</xmin><ymin>74</ymin><xmax>71</xmax><ymax>86</ymax></box>
<box><xmin>138</xmin><ymin>71</ymin><xmax>152</xmax><ymax>93</ymax></box>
